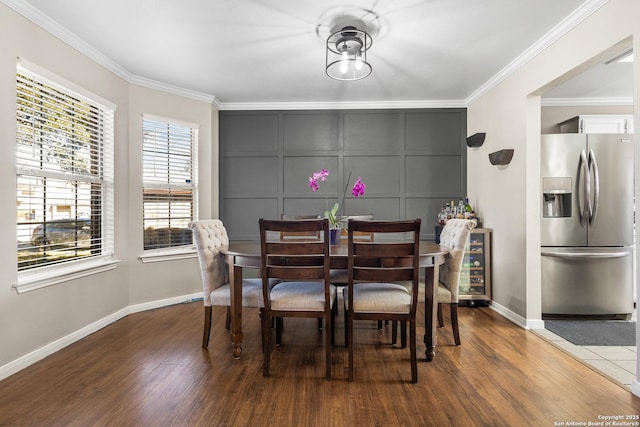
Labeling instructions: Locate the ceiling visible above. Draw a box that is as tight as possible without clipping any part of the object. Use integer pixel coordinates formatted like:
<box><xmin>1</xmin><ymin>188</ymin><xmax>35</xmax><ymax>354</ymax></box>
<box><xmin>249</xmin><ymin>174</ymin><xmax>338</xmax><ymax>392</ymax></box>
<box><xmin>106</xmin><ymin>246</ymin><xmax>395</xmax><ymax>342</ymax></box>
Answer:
<box><xmin>5</xmin><ymin>0</ymin><xmax>633</xmax><ymax>108</ymax></box>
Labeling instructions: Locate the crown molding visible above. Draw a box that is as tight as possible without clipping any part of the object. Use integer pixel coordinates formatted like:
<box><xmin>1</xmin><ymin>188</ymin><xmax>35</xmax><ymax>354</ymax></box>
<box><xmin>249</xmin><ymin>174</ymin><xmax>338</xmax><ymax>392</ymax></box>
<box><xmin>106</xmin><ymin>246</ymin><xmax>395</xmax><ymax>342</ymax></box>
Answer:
<box><xmin>217</xmin><ymin>99</ymin><xmax>466</xmax><ymax>111</ymax></box>
<box><xmin>541</xmin><ymin>97</ymin><xmax>633</xmax><ymax>107</ymax></box>
<box><xmin>1</xmin><ymin>0</ymin><xmax>218</xmax><ymax>106</ymax></box>
<box><xmin>465</xmin><ymin>0</ymin><xmax>610</xmax><ymax>106</ymax></box>
<box><xmin>130</xmin><ymin>75</ymin><xmax>219</xmax><ymax>106</ymax></box>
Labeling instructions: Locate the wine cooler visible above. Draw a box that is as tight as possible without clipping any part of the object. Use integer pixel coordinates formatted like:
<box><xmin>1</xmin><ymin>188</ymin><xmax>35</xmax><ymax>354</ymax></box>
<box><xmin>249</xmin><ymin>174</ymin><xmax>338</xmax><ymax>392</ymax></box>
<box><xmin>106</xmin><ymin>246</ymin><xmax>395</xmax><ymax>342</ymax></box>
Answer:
<box><xmin>459</xmin><ymin>228</ymin><xmax>492</xmax><ymax>306</ymax></box>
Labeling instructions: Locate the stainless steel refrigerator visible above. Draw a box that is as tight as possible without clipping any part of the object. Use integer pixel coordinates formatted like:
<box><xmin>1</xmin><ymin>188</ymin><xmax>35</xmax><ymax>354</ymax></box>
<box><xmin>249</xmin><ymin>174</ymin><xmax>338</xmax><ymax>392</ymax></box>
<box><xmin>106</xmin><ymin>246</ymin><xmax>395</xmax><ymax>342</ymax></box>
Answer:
<box><xmin>541</xmin><ymin>133</ymin><xmax>634</xmax><ymax>319</ymax></box>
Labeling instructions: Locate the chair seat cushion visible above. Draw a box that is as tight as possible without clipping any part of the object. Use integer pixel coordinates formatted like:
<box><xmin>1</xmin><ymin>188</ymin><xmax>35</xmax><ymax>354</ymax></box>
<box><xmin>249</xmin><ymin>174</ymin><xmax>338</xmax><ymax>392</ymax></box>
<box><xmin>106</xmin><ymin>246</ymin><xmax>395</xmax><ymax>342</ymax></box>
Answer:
<box><xmin>269</xmin><ymin>282</ymin><xmax>337</xmax><ymax>311</ymax></box>
<box><xmin>210</xmin><ymin>278</ymin><xmax>279</xmax><ymax>308</ymax></box>
<box><xmin>344</xmin><ymin>282</ymin><xmax>411</xmax><ymax>314</ymax></box>
<box><xmin>437</xmin><ymin>281</ymin><xmax>455</xmax><ymax>304</ymax></box>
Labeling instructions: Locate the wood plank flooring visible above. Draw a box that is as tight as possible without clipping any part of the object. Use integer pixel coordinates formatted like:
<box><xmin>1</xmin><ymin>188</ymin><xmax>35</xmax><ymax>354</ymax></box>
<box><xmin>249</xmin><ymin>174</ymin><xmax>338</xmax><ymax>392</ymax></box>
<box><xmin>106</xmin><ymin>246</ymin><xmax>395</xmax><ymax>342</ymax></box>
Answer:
<box><xmin>1</xmin><ymin>299</ymin><xmax>639</xmax><ymax>426</ymax></box>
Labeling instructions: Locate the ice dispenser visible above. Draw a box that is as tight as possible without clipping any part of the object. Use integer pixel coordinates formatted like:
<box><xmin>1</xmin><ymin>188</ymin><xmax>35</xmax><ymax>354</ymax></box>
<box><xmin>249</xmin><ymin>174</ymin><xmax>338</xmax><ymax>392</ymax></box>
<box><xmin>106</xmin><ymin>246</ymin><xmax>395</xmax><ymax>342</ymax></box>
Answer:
<box><xmin>542</xmin><ymin>177</ymin><xmax>571</xmax><ymax>218</ymax></box>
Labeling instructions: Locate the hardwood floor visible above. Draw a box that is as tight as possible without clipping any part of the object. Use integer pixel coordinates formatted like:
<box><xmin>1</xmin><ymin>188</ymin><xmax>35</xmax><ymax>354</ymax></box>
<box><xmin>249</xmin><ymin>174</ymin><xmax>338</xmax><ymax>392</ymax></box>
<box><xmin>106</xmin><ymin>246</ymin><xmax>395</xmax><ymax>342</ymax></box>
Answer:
<box><xmin>1</xmin><ymin>299</ymin><xmax>639</xmax><ymax>426</ymax></box>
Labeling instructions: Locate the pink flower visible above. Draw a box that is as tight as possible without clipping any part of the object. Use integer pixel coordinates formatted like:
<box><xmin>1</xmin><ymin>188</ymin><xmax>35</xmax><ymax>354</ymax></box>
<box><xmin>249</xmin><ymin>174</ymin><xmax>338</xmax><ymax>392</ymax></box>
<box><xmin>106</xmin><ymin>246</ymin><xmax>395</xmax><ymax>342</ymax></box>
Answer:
<box><xmin>352</xmin><ymin>176</ymin><xmax>366</xmax><ymax>197</ymax></box>
<box><xmin>309</xmin><ymin>169</ymin><xmax>329</xmax><ymax>192</ymax></box>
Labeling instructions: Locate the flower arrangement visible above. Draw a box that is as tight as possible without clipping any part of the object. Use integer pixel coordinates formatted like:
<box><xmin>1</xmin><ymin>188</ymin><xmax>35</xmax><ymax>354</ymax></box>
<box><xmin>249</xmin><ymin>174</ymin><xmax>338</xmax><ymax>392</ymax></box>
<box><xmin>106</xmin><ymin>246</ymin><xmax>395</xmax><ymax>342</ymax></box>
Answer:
<box><xmin>309</xmin><ymin>169</ymin><xmax>366</xmax><ymax>228</ymax></box>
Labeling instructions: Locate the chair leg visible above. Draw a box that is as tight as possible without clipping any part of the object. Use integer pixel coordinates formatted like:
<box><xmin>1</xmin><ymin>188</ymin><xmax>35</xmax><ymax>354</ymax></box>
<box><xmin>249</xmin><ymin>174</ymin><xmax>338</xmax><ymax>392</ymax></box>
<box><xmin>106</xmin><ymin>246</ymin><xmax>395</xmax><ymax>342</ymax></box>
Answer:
<box><xmin>401</xmin><ymin>320</ymin><xmax>407</xmax><ymax>348</ymax></box>
<box><xmin>275</xmin><ymin>317</ymin><xmax>284</xmax><ymax>346</ymax></box>
<box><xmin>410</xmin><ymin>318</ymin><xmax>417</xmax><ymax>383</ymax></box>
<box><xmin>318</xmin><ymin>318</ymin><xmax>323</xmax><ymax>330</ymax></box>
<box><xmin>331</xmin><ymin>303</ymin><xmax>337</xmax><ymax>348</ymax></box>
<box><xmin>259</xmin><ymin>308</ymin><xmax>265</xmax><ymax>353</ymax></box>
<box><xmin>344</xmin><ymin>308</ymin><xmax>349</xmax><ymax>347</ymax></box>
<box><xmin>348</xmin><ymin>315</ymin><xmax>354</xmax><ymax>382</ymax></box>
<box><xmin>391</xmin><ymin>320</ymin><xmax>398</xmax><ymax>345</ymax></box>
<box><xmin>202</xmin><ymin>306</ymin><xmax>212</xmax><ymax>348</ymax></box>
<box><xmin>325</xmin><ymin>313</ymin><xmax>332</xmax><ymax>379</ymax></box>
<box><xmin>262</xmin><ymin>310</ymin><xmax>272</xmax><ymax>377</ymax></box>
<box><xmin>450</xmin><ymin>303</ymin><xmax>461</xmax><ymax>345</ymax></box>
<box><xmin>437</xmin><ymin>303</ymin><xmax>444</xmax><ymax>328</ymax></box>
<box><xmin>225</xmin><ymin>306</ymin><xmax>231</xmax><ymax>330</ymax></box>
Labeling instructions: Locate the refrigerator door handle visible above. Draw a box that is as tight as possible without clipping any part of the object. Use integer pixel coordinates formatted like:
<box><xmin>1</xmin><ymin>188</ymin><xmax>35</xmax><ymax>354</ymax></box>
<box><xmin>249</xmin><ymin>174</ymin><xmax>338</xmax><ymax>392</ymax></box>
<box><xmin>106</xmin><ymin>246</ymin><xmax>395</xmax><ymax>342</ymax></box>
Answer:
<box><xmin>588</xmin><ymin>148</ymin><xmax>599</xmax><ymax>226</ymax></box>
<box><xmin>541</xmin><ymin>251</ymin><xmax>628</xmax><ymax>259</ymax></box>
<box><xmin>578</xmin><ymin>149</ymin><xmax>590</xmax><ymax>226</ymax></box>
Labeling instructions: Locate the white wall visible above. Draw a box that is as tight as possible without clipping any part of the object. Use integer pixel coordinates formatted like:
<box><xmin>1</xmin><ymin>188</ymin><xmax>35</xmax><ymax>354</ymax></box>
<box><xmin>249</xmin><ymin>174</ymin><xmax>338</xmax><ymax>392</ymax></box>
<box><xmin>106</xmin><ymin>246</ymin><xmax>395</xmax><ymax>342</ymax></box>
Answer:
<box><xmin>467</xmin><ymin>0</ymin><xmax>639</xmax><ymax>327</ymax></box>
<box><xmin>127</xmin><ymin>85</ymin><xmax>213</xmax><ymax>305</ymax></box>
<box><xmin>0</xmin><ymin>3</ymin><xmax>216</xmax><ymax>375</ymax></box>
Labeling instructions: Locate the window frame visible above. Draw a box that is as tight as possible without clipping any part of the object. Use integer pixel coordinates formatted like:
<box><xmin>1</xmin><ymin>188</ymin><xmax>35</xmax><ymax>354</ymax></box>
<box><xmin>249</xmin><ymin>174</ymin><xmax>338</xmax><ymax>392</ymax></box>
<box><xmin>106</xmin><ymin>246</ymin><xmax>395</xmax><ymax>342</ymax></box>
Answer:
<box><xmin>140</xmin><ymin>114</ymin><xmax>198</xmax><ymax>258</ymax></box>
<box><xmin>14</xmin><ymin>60</ymin><xmax>117</xmax><ymax>293</ymax></box>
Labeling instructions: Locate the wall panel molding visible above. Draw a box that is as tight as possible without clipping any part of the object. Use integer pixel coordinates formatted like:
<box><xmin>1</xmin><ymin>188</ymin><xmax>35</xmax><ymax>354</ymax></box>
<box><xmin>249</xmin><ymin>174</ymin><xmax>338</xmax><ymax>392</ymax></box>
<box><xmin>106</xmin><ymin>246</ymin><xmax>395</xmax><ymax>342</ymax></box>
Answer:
<box><xmin>220</xmin><ymin>109</ymin><xmax>467</xmax><ymax>240</ymax></box>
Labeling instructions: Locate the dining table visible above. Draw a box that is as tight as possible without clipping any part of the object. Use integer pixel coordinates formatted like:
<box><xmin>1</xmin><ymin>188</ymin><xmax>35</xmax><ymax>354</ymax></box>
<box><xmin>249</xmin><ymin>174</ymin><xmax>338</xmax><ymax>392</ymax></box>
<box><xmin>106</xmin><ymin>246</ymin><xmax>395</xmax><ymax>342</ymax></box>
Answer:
<box><xmin>220</xmin><ymin>240</ymin><xmax>449</xmax><ymax>361</ymax></box>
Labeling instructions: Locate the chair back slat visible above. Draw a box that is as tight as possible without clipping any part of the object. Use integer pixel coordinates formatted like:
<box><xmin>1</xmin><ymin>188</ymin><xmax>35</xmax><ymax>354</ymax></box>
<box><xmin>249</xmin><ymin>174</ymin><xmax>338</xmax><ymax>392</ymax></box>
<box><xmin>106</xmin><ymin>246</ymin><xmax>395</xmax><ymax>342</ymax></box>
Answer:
<box><xmin>267</xmin><ymin>265</ymin><xmax>326</xmax><ymax>281</ymax></box>
<box><xmin>266</xmin><ymin>241</ymin><xmax>326</xmax><ymax>255</ymax></box>
<box><xmin>353</xmin><ymin>242</ymin><xmax>415</xmax><ymax>257</ymax></box>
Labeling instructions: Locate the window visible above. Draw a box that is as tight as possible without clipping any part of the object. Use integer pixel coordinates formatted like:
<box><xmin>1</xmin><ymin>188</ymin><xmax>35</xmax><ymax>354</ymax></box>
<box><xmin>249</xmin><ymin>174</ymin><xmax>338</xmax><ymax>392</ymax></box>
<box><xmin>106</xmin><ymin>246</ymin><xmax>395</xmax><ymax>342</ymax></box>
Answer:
<box><xmin>16</xmin><ymin>65</ymin><xmax>114</xmax><ymax>271</ymax></box>
<box><xmin>142</xmin><ymin>116</ymin><xmax>197</xmax><ymax>250</ymax></box>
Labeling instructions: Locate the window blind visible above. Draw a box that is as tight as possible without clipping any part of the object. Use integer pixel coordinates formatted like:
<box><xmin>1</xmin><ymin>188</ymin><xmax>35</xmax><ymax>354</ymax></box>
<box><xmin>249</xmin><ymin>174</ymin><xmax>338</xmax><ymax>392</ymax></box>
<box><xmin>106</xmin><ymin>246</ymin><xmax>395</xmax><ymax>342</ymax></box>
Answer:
<box><xmin>16</xmin><ymin>68</ymin><xmax>114</xmax><ymax>271</ymax></box>
<box><xmin>142</xmin><ymin>117</ymin><xmax>197</xmax><ymax>250</ymax></box>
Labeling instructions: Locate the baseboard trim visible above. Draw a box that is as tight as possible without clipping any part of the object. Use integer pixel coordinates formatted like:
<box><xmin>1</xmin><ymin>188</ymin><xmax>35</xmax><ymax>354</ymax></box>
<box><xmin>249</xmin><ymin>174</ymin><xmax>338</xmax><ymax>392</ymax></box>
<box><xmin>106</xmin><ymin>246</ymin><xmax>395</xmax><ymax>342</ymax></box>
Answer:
<box><xmin>0</xmin><ymin>292</ymin><xmax>203</xmax><ymax>382</ymax></box>
<box><xmin>489</xmin><ymin>301</ymin><xmax>546</xmax><ymax>330</ymax></box>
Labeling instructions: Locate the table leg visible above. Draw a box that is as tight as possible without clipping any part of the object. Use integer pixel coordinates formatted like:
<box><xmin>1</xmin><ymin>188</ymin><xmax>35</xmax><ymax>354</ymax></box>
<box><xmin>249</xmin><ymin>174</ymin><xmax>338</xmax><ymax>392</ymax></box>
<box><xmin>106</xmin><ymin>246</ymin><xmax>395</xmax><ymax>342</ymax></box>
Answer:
<box><xmin>424</xmin><ymin>263</ymin><xmax>439</xmax><ymax>361</ymax></box>
<box><xmin>228</xmin><ymin>256</ymin><xmax>244</xmax><ymax>358</ymax></box>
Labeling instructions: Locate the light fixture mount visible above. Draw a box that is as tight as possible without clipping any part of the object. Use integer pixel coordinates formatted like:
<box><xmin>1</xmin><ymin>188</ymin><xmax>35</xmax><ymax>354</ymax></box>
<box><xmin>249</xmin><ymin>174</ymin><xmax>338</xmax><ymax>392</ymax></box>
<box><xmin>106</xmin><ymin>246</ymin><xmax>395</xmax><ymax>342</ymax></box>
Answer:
<box><xmin>326</xmin><ymin>23</ymin><xmax>372</xmax><ymax>81</ymax></box>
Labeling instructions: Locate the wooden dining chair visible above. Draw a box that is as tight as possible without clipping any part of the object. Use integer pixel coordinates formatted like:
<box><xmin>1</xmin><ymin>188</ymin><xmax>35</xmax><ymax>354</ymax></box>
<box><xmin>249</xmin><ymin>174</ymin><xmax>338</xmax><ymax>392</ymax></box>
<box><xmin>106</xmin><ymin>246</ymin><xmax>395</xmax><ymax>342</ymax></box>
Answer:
<box><xmin>344</xmin><ymin>218</ymin><xmax>421</xmax><ymax>383</ymax></box>
<box><xmin>259</xmin><ymin>218</ymin><xmax>337</xmax><ymax>378</ymax></box>
<box><xmin>190</xmin><ymin>219</ymin><xmax>272</xmax><ymax>349</ymax></box>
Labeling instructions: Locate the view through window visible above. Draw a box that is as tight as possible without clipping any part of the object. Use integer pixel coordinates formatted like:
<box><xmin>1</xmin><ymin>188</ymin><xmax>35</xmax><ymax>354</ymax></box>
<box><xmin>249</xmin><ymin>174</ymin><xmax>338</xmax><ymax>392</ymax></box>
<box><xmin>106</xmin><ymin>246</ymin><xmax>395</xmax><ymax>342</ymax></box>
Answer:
<box><xmin>142</xmin><ymin>116</ymin><xmax>197</xmax><ymax>250</ymax></box>
<box><xmin>16</xmin><ymin>68</ymin><xmax>114</xmax><ymax>271</ymax></box>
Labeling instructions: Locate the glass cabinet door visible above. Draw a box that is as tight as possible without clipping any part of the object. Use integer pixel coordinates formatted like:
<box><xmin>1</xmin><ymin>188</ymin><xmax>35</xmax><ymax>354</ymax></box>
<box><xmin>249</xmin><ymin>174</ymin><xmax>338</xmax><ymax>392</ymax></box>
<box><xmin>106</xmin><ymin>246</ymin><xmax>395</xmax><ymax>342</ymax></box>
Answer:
<box><xmin>459</xmin><ymin>228</ymin><xmax>491</xmax><ymax>305</ymax></box>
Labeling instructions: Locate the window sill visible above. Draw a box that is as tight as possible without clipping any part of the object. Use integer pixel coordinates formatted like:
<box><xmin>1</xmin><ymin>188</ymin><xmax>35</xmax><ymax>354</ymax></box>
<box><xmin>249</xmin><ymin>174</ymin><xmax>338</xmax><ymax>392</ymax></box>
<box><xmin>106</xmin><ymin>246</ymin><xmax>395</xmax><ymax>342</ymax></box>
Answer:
<box><xmin>14</xmin><ymin>256</ymin><xmax>121</xmax><ymax>294</ymax></box>
<box><xmin>139</xmin><ymin>246</ymin><xmax>197</xmax><ymax>263</ymax></box>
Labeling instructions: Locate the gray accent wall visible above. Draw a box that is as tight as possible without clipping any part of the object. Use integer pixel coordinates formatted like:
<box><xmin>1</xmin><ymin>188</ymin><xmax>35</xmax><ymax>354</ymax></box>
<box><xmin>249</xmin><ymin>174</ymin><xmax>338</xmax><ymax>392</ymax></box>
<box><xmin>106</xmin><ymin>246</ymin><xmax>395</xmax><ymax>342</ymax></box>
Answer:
<box><xmin>219</xmin><ymin>109</ymin><xmax>467</xmax><ymax>240</ymax></box>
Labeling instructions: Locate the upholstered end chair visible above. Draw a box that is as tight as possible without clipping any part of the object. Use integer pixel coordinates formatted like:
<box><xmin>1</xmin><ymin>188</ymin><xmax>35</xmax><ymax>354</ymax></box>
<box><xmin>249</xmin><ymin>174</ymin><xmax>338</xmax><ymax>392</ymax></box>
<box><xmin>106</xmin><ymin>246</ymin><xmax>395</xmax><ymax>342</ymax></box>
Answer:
<box><xmin>189</xmin><ymin>219</ymin><xmax>265</xmax><ymax>348</ymax></box>
<box><xmin>437</xmin><ymin>218</ymin><xmax>476</xmax><ymax>345</ymax></box>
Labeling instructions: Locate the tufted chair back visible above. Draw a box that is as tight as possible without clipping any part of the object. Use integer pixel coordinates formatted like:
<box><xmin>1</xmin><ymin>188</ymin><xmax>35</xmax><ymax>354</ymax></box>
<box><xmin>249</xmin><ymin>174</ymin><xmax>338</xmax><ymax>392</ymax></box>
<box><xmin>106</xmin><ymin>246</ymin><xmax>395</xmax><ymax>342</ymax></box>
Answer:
<box><xmin>438</xmin><ymin>219</ymin><xmax>476</xmax><ymax>303</ymax></box>
<box><xmin>189</xmin><ymin>219</ymin><xmax>230</xmax><ymax>307</ymax></box>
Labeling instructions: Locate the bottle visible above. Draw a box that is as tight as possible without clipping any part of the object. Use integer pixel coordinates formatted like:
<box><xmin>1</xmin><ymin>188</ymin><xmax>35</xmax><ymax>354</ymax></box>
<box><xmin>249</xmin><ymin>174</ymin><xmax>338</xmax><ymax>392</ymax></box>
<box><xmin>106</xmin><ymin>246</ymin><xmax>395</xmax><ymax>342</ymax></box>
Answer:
<box><xmin>464</xmin><ymin>197</ymin><xmax>473</xmax><ymax>218</ymax></box>
<box><xmin>456</xmin><ymin>199</ymin><xmax>464</xmax><ymax>218</ymax></box>
<box><xmin>438</xmin><ymin>206</ymin><xmax>445</xmax><ymax>225</ymax></box>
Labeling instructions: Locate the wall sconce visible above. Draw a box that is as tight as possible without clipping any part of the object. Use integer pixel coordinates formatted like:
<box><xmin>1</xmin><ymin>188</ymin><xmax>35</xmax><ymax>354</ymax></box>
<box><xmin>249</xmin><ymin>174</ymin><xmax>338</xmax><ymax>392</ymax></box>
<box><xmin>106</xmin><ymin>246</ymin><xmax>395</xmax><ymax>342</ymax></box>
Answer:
<box><xmin>488</xmin><ymin>149</ymin><xmax>514</xmax><ymax>166</ymax></box>
<box><xmin>466</xmin><ymin>133</ymin><xmax>486</xmax><ymax>147</ymax></box>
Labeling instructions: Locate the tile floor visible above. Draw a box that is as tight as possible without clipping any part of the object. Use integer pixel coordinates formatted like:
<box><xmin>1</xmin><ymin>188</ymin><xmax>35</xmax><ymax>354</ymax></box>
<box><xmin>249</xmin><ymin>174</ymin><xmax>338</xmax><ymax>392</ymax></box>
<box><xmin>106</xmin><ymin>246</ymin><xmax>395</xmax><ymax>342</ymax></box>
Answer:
<box><xmin>531</xmin><ymin>327</ymin><xmax>636</xmax><ymax>390</ymax></box>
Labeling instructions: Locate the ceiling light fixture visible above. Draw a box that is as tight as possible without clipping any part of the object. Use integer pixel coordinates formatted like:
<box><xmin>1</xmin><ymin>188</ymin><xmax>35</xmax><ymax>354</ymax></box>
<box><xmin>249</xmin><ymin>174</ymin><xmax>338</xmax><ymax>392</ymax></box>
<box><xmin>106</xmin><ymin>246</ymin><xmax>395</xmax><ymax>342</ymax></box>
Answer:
<box><xmin>326</xmin><ymin>25</ymin><xmax>372</xmax><ymax>81</ymax></box>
